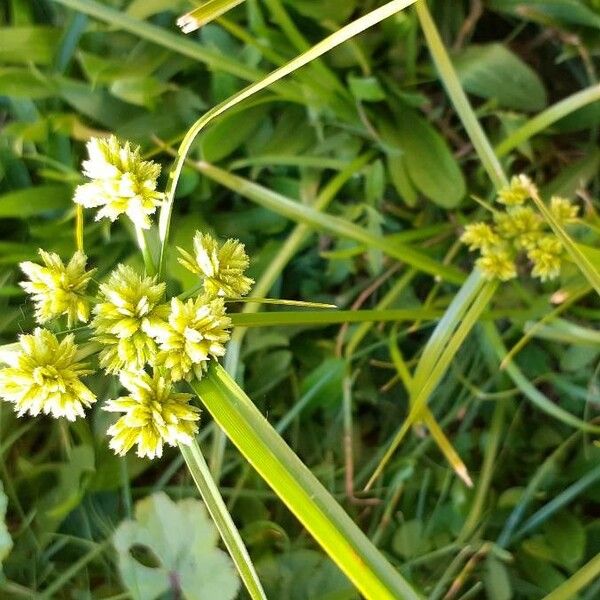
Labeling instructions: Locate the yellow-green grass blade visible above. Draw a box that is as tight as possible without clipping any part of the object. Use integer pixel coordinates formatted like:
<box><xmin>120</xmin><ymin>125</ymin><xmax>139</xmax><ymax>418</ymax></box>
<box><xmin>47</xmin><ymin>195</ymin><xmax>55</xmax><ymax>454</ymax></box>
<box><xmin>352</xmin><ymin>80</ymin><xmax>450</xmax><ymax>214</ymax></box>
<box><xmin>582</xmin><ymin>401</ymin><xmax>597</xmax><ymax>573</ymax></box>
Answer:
<box><xmin>496</xmin><ymin>84</ymin><xmax>600</xmax><ymax>157</ymax></box>
<box><xmin>365</xmin><ymin>277</ymin><xmax>497</xmax><ymax>490</ymax></box>
<box><xmin>177</xmin><ymin>0</ymin><xmax>246</xmax><ymax>33</ymax></box>
<box><xmin>388</xmin><ymin>327</ymin><xmax>473</xmax><ymax>487</ymax></box>
<box><xmin>415</xmin><ymin>0</ymin><xmax>508</xmax><ymax>190</ymax></box>
<box><xmin>195</xmin><ymin>161</ymin><xmax>465</xmax><ymax>284</ymax></box>
<box><xmin>230</xmin><ymin>308</ymin><xmax>442</xmax><ymax>328</ymax></box>
<box><xmin>179</xmin><ymin>440</ymin><xmax>267</xmax><ymax>600</ymax></box>
<box><xmin>530</xmin><ymin>189</ymin><xmax>600</xmax><ymax>297</ymax></box>
<box><xmin>483</xmin><ymin>322</ymin><xmax>600</xmax><ymax>433</ymax></box>
<box><xmin>157</xmin><ymin>0</ymin><xmax>420</xmax><ymax>275</ymax></box>
<box><xmin>191</xmin><ymin>364</ymin><xmax>421</xmax><ymax>600</ymax></box>
<box><xmin>542</xmin><ymin>554</ymin><xmax>600</xmax><ymax>600</ymax></box>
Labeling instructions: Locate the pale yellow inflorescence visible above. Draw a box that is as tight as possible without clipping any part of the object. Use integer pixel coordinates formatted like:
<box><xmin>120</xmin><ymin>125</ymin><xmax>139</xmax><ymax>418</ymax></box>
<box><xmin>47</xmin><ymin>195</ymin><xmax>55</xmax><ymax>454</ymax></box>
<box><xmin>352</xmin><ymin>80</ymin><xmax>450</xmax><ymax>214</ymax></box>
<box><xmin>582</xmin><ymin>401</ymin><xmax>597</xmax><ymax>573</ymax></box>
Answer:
<box><xmin>178</xmin><ymin>232</ymin><xmax>254</xmax><ymax>298</ymax></box>
<box><xmin>20</xmin><ymin>250</ymin><xmax>95</xmax><ymax>327</ymax></box>
<box><xmin>461</xmin><ymin>176</ymin><xmax>579</xmax><ymax>282</ymax></box>
<box><xmin>0</xmin><ymin>328</ymin><xmax>96</xmax><ymax>421</ymax></box>
<box><xmin>152</xmin><ymin>294</ymin><xmax>232</xmax><ymax>382</ymax></box>
<box><xmin>104</xmin><ymin>370</ymin><xmax>200</xmax><ymax>459</ymax></box>
<box><xmin>74</xmin><ymin>136</ymin><xmax>163</xmax><ymax>229</ymax></box>
<box><xmin>92</xmin><ymin>265</ymin><xmax>169</xmax><ymax>373</ymax></box>
<box><xmin>1</xmin><ymin>132</ymin><xmax>257</xmax><ymax>461</ymax></box>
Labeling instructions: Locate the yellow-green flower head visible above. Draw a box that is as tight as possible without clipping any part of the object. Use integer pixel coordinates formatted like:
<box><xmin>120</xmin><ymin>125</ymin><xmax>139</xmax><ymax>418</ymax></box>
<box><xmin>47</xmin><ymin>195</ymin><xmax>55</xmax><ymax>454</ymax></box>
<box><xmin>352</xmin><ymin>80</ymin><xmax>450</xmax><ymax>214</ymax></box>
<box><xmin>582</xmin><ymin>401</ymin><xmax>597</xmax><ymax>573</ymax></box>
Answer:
<box><xmin>550</xmin><ymin>196</ymin><xmax>579</xmax><ymax>224</ymax></box>
<box><xmin>178</xmin><ymin>232</ymin><xmax>254</xmax><ymax>298</ymax></box>
<box><xmin>476</xmin><ymin>247</ymin><xmax>517</xmax><ymax>281</ymax></box>
<box><xmin>460</xmin><ymin>223</ymin><xmax>501</xmax><ymax>252</ymax></box>
<box><xmin>152</xmin><ymin>295</ymin><xmax>232</xmax><ymax>382</ymax></box>
<box><xmin>528</xmin><ymin>236</ymin><xmax>563</xmax><ymax>282</ymax></box>
<box><xmin>0</xmin><ymin>328</ymin><xmax>96</xmax><ymax>421</ymax></box>
<box><xmin>104</xmin><ymin>370</ymin><xmax>199</xmax><ymax>459</ymax></box>
<box><xmin>20</xmin><ymin>250</ymin><xmax>95</xmax><ymax>327</ymax></box>
<box><xmin>494</xmin><ymin>206</ymin><xmax>543</xmax><ymax>250</ymax></box>
<box><xmin>92</xmin><ymin>265</ymin><xmax>168</xmax><ymax>373</ymax></box>
<box><xmin>74</xmin><ymin>136</ymin><xmax>163</xmax><ymax>229</ymax></box>
<box><xmin>497</xmin><ymin>174</ymin><xmax>535</xmax><ymax>206</ymax></box>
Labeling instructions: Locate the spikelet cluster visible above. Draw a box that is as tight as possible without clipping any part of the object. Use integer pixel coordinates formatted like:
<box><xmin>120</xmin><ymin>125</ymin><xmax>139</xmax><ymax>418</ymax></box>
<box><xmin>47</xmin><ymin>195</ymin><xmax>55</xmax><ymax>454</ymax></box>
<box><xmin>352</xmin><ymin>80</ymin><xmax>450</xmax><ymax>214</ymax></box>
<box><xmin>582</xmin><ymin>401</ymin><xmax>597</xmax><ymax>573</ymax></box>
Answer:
<box><xmin>178</xmin><ymin>232</ymin><xmax>254</xmax><ymax>298</ymax></box>
<box><xmin>461</xmin><ymin>176</ymin><xmax>579</xmax><ymax>282</ymax></box>
<box><xmin>0</xmin><ymin>329</ymin><xmax>96</xmax><ymax>421</ymax></box>
<box><xmin>92</xmin><ymin>265</ymin><xmax>169</xmax><ymax>373</ymax></box>
<box><xmin>20</xmin><ymin>250</ymin><xmax>95</xmax><ymax>327</ymax></box>
<box><xmin>74</xmin><ymin>136</ymin><xmax>163</xmax><ymax>229</ymax></box>
<box><xmin>105</xmin><ymin>370</ymin><xmax>199</xmax><ymax>459</ymax></box>
<box><xmin>1</xmin><ymin>135</ymin><xmax>255</xmax><ymax>460</ymax></box>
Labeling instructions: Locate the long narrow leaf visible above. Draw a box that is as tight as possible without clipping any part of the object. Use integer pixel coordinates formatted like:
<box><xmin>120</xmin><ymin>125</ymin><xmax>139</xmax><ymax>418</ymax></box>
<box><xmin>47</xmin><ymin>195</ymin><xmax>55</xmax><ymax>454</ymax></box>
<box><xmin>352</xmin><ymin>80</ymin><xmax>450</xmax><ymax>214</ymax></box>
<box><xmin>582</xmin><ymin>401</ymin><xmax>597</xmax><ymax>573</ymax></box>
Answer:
<box><xmin>195</xmin><ymin>161</ymin><xmax>465</xmax><ymax>283</ymax></box>
<box><xmin>178</xmin><ymin>0</ymin><xmax>246</xmax><ymax>33</ymax></box>
<box><xmin>191</xmin><ymin>365</ymin><xmax>421</xmax><ymax>600</ymax></box>
<box><xmin>179</xmin><ymin>441</ymin><xmax>267</xmax><ymax>600</ymax></box>
<box><xmin>157</xmin><ymin>0</ymin><xmax>421</xmax><ymax>275</ymax></box>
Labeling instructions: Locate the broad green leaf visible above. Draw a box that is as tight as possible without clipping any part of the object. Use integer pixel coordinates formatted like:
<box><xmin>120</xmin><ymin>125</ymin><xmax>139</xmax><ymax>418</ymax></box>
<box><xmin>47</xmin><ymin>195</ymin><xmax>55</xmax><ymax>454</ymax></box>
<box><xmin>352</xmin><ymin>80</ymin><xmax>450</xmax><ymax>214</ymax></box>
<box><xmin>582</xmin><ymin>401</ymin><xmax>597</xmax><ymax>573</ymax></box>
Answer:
<box><xmin>0</xmin><ymin>68</ymin><xmax>53</xmax><ymax>99</ymax></box>
<box><xmin>113</xmin><ymin>492</ymin><xmax>240</xmax><ymax>600</ymax></box>
<box><xmin>488</xmin><ymin>0</ymin><xmax>600</xmax><ymax>30</ymax></box>
<box><xmin>347</xmin><ymin>75</ymin><xmax>386</xmax><ymax>102</ymax></box>
<box><xmin>201</xmin><ymin>105</ymin><xmax>270</xmax><ymax>162</ymax></box>
<box><xmin>484</xmin><ymin>556</ymin><xmax>512</xmax><ymax>600</ymax></box>
<box><xmin>379</xmin><ymin>110</ymin><xmax>466</xmax><ymax>208</ymax></box>
<box><xmin>0</xmin><ymin>27</ymin><xmax>61</xmax><ymax>64</ymax></box>
<box><xmin>110</xmin><ymin>76</ymin><xmax>170</xmax><ymax>109</ymax></box>
<box><xmin>282</xmin><ymin>0</ymin><xmax>359</xmax><ymax>22</ymax></box>
<box><xmin>454</xmin><ymin>44</ymin><xmax>547</xmax><ymax>112</ymax></box>
<box><xmin>0</xmin><ymin>185</ymin><xmax>72</xmax><ymax>218</ymax></box>
<box><xmin>392</xmin><ymin>520</ymin><xmax>430</xmax><ymax>559</ymax></box>
<box><xmin>545</xmin><ymin>512</ymin><xmax>586</xmax><ymax>567</ymax></box>
<box><xmin>127</xmin><ymin>0</ymin><xmax>187</xmax><ymax>19</ymax></box>
<box><xmin>0</xmin><ymin>480</ymin><xmax>12</xmax><ymax>571</ymax></box>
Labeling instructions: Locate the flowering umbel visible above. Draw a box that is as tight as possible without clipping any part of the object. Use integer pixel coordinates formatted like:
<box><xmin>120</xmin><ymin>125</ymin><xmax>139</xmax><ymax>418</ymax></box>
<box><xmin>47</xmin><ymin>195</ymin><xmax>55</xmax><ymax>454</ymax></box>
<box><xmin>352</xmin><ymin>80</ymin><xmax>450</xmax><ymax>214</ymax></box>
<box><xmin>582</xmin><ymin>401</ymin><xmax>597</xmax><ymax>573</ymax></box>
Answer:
<box><xmin>74</xmin><ymin>136</ymin><xmax>163</xmax><ymax>229</ymax></box>
<box><xmin>152</xmin><ymin>295</ymin><xmax>232</xmax><ymax>381</ymax></box>
<box><xmin>178</xmin><ymin>232</ymin><xmax>254</xmax><ymax>298</ymax></box>
<box><xmin>104</xmin><ymin>370</ymin><xmax>200</xmax><ymax>459</ymax></box>
<box><xmin>92</xmin><ymin>265</ymin><xmax>168</xmax><ymax>373</ymax></box>
<box><xmin>0</xmin><ymin>328</ymin><xmax>96</xmax><ymax>421</ymax></box>
<box><xmin>20</xmin><ymin>250</ymin><xmax>95</xmax><ymax>327</ymax></box>
<box><xmin>461</xmin><ymin>177</ymin><xmax>579</xmax><ymax>282</ymax></box>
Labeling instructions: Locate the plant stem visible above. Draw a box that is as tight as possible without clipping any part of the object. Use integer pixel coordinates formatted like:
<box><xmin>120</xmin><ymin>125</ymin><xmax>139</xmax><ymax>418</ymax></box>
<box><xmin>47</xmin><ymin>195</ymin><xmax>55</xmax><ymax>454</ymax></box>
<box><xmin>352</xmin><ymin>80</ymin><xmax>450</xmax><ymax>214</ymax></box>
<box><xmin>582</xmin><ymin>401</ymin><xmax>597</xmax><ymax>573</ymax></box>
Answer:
<box><xmin>191</xmin><ymin>364</ymin><xmax>421</xmax><ymax>600</ymax></box>
<box><xmin>156</xmin><ymin>0</ymin><xmax>420</xmax><ymax>277</ymax></box>
<box><xmin>542</xmin><ymin>552</ymin><xmax>600</xmax><ymax>600</ymax></box>
<box><xmin>179</xmin><ymin>440</ymin><xmax>267</xmax><ymax>600</ymax></box>
<box><xmin>415</xmin><ymin>0</ymin><xmax>508</xmax><ymax>190</ymax></box>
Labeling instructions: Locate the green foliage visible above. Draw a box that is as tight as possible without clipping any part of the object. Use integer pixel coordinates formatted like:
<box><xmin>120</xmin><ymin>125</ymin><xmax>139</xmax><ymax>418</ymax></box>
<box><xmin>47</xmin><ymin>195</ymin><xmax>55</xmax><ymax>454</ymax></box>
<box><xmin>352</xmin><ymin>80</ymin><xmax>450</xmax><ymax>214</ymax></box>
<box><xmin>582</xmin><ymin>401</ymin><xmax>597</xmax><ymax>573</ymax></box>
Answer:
<box><xmin>113</xmin><ymin>492</ymin><xmax>240</xmax><ymax>600</ymax></box>
<box><xmin>0</xmin><ymin>0</ymin><xmax>599</xmax><ymax>598</ymax></box>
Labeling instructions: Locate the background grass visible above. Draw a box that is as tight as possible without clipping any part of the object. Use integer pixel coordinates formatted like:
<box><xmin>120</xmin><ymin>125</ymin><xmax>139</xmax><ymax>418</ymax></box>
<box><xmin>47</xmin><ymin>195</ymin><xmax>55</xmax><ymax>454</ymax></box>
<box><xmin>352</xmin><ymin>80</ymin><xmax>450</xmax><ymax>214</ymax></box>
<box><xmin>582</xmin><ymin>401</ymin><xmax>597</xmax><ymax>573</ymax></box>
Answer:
<box><xmin>0</xmin><ymin>0</ymin><xmax>599</xmax><ymax>598</ymax></box>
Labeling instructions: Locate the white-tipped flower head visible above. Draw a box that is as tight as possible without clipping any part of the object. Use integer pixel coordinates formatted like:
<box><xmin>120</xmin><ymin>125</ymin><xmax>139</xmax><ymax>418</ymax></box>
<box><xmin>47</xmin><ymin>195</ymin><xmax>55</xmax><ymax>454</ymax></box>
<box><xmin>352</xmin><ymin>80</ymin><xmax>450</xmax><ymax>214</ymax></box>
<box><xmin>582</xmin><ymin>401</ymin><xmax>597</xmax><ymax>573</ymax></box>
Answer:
<box><xmin>104</xmin><ymin>370</ymin><xmax>199</xmax><ymax>459</ymax></box>
<box><xmin>178</xmin><ymin>232</ymin><xmax>254</xmax><ymax>298</ymax></box>
<box><xmin>74</xmin><ymin>136</ymin><xmax>163</xmax><ymax>229</ymax></box>
<box><xmin>152</xmin><ymin>295</ymin><xmax>231</xmax><ymax>382</ymax></box>
<box><xmin>20</xmin><ymin>250</ymin><xmax>95</xmax><ymax>327</ymax></box>
<box><xmin>497</xmin><ymin>174</ymin><xmax>535</xmax><ymax>206</ymax></box>
<box><xmin>528</xmin><ymin>236</ymin><xmax>563</xmax><ymax>282</ymax></box>
<box><xmin>0</xmin><ymin>328</ymin><xmax>96</xmax><ymax>421</ymax></box>
<box><xmin>92</xmin><ymin>265</ymin><xmax>168</xmax><ymax>373</ymax></box>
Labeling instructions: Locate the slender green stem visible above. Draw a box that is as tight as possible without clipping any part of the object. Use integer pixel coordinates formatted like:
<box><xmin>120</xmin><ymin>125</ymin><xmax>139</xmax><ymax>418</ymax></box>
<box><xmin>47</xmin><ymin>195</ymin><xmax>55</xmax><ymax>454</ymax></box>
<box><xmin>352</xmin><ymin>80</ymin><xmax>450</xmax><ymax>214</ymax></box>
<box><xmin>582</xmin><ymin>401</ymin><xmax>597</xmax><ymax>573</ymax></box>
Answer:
<box><xmin>415</xmin><ymin>0</ymin><xmax>508</xmax><ymax>190</ymax></box>
<box><xmin>542</xmin><ymin>553</ymin><xmax>600</xmax><ymax>600</ymax></box>
<box><xmin>179</xmin><ymin>440</ymin><xmax>267</xmax><ymax>600</ymax></box>
<box><xmin>495</xmin><ymin>84</ymin><xmax>600</xmax><ymax>157</ymax></box>
<box><xmin>192</xmin><ymin>364</ymin><xmax>421</xmax><ymax>600</ymax></box>
<box><xmin>134</xmin><ymin>226</ymin><xmax>156</xmax><ymax>276</ymax></box>
<box><xmin>156</xmin><ymin>0</ymin><xmax>419</xmax><ymax>276</ymax></box>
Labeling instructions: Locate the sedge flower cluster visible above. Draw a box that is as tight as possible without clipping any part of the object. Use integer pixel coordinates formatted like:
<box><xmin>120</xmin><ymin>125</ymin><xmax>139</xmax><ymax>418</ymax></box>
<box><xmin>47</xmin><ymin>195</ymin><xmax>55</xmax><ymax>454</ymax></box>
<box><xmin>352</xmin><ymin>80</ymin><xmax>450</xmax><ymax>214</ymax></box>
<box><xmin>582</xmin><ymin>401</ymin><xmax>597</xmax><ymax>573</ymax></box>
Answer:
<box><xmin>461</xmin><ymin>175</ymin><xmax>579</xmax><ymax>282</ymax></box>
<box><xmin>0</xmin><ymin>135</ymin><xmax>254</xmax><ymax>459</ymax></box>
